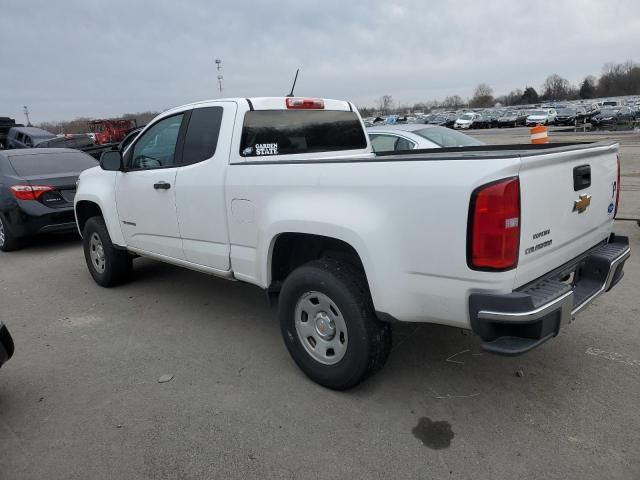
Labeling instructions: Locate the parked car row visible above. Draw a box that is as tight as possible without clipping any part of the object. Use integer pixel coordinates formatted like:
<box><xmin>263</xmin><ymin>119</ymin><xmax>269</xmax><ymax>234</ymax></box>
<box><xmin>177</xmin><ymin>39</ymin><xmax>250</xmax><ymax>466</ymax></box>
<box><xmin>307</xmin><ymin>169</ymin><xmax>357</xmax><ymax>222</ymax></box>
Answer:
<box><xmin>363</xmin><ymin>97</ymin><xmax>639</xmax><ymax>130</ymax></box>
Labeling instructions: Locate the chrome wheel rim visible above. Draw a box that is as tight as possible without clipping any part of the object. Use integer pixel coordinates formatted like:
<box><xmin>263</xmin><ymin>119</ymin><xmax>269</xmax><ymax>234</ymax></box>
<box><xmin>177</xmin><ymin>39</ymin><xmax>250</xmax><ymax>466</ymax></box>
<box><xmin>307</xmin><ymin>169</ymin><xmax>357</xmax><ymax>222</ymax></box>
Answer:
<box><xmin>294</xmin><ymin>291</ymin><xmax>348</xmax><ymax>365</ymax></box>
<box><xmin>0</xmin><ymin>218</ymin><xmax>4</xmax><ymax>247</ymax></box>
<box><xmin>89</xmin><ymin>232</ymin><xmax>106</xmax><ymax>273</ymax></box>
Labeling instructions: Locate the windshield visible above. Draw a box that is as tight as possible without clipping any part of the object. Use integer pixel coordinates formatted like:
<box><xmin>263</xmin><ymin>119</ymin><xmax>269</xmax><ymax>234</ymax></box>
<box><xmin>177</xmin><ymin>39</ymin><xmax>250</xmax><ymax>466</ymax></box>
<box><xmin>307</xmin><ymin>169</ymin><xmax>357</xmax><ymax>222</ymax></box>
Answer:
<box><xmin>414</xmin><ymin>126</ymin><xmax>484</xmax><ymax>148</ymax></box>
<box><xmin>460</xmin><ymin>114</ymin><xmax>474</xmax><ymax>120</ymax></box>
<box><xmin>557</xmin><ymin>108</ymin><xmax>575</xmax><ymax>114</ymax></box>
<box><xmin>530</xmin><ymin>110</ymin><xmax>547</xmax><ymax>116</ymax></box>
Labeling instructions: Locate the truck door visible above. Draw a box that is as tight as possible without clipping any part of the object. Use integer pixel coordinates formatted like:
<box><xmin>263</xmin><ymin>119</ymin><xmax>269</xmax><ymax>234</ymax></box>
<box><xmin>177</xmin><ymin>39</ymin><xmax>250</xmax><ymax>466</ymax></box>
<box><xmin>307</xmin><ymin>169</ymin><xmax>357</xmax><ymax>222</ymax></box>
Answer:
<box><xmin>174</xmin><ymin>102</ymin><xmax>235</xmax><ymax>271</ymax></box>
<box><xmin>115</xmin><ymin>112</ymin><xmax>186</xmax><ymax>259</ymax></box>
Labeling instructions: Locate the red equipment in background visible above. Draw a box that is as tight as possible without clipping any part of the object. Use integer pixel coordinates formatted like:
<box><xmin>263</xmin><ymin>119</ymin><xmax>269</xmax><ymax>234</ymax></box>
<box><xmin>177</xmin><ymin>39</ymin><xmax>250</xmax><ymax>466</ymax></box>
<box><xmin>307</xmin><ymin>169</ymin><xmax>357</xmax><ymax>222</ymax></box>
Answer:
<box><xmin>89</xmin><ymin>119</ymin><xmax>137</xmax><ymax>145</ymax></box>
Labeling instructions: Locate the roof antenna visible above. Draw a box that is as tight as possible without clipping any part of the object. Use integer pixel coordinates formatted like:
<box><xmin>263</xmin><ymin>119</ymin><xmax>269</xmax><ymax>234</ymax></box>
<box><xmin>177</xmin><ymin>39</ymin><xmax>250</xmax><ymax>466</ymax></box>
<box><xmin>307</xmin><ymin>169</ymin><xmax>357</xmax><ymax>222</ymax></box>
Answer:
<box><xmin>287</xmin><ymin>69</ymin><xmax>299</xmax><ymax>97</ymax></box>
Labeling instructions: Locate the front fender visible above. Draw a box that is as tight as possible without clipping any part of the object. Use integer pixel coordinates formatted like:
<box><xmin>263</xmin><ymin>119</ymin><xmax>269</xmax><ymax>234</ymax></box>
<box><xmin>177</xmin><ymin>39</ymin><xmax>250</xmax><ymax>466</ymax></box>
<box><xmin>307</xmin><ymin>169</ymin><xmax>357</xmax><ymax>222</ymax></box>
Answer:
<box><xmin>74</xmin><ymin>168</ymin><xmax>126</xmax><ymax>247</ymax></box>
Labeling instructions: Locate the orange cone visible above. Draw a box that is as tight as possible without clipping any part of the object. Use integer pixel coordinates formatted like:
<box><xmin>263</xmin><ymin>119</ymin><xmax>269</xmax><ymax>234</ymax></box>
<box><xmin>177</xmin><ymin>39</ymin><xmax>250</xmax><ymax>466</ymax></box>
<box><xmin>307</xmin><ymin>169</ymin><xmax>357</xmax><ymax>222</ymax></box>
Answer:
<box><xmin>530</xmin><ymin>125</ymin><xmax>548</xmax><ymax>144</ymax></box>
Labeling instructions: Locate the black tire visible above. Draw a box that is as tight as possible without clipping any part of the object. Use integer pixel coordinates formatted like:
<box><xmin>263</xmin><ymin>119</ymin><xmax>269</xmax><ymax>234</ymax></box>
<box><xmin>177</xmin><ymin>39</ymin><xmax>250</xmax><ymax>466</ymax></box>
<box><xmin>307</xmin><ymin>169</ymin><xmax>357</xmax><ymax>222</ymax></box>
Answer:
<box><xmin>0</xmin><ymin>214</ymin><xmax>21</xmax><ymax>252</ymax></box>
<box><xmin>279</xmin><ymin>258</ymin><xmax>392</xmax><ymax>390</ymax></box>
<box><xmin>83</xmin><ymin>216</ymin><xmax>132</xmax><ymax>287</ymax></box>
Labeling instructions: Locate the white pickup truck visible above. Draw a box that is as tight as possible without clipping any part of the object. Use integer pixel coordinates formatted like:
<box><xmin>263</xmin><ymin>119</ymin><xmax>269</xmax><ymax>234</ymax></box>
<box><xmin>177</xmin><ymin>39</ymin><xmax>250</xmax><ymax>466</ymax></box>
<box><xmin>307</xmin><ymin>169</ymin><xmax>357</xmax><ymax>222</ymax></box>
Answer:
<box><xmin>75</xmin><ymin>97</ymin><xmax>630</xmax><ymax>389</ymax></box>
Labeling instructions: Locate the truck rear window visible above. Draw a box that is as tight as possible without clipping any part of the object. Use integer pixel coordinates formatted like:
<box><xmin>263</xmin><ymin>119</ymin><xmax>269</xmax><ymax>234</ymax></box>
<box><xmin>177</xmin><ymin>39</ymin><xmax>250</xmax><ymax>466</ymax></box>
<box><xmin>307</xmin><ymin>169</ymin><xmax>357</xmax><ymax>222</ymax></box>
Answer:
<box><xmin>240</xmin><ymin>110</ymin><xmax>367</xmax><ymax>157</ymax></box>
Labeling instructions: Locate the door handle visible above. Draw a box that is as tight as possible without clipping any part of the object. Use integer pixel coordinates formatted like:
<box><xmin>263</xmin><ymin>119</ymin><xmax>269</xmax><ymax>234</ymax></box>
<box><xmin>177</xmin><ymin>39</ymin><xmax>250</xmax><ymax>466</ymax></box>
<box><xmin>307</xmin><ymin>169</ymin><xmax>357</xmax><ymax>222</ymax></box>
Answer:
<box><xmin>154</xmin><ymin>181</ymin><xmax>171</xmax><ymax>190</ymax></box>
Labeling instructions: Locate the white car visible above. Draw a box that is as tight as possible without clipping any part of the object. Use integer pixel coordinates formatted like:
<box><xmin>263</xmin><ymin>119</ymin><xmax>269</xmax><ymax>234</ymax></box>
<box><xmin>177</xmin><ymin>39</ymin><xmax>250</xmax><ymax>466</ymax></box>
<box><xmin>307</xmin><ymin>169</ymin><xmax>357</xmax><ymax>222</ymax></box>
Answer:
<box><xmin>74</xmin><ymin>96</ymin><xmax>629</xmax><ymax>389</ymax></box>
<box><xmin>454</xmin><ymin>112</ymin><xmax>478</xmax><ymax>129</ymax></box>
<box><xmin>526</xmin><ymin>109</ymin><xmax>557</xmax><ymax>126</ymax></box>
<box><xmin>367</xmin><ymin>124</ymin><xmax>484</xmax><ymax>152</ymax></box>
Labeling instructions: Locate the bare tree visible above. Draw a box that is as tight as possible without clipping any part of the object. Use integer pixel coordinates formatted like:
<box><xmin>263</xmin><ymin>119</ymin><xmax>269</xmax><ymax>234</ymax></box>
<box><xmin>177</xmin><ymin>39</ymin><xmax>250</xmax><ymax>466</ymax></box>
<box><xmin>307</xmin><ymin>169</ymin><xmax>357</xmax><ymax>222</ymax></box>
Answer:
<box><xmin>541</xmin><ymin>74</ymin><xmax>571</xmax><ymax>100</ymax></box>
<box><xmin>470</xmin><ymin>83</ymin><xmax>495</xmax><ymax>108</ymax></box>
<box><xmin>377</xmin><ymin>95</ymin><xmax>394</xmax><ymax>114</ymax></box>
<box><xmin>442</xmin><ymin>95</ymin><xmax>464</xmax><ymax>109</ymax></box>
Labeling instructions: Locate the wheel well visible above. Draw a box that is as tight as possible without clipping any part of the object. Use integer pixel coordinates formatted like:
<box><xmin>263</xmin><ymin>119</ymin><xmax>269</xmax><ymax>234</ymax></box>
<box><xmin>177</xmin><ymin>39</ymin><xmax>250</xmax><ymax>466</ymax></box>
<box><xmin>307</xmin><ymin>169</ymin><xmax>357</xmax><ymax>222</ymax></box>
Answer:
<box><xmin>75</xmin><ymin>201</ymin><xmax>103</xmax><ymax>235</ymax></box>
<box><xmin>270</xmin><ymin>233</ymin><xmax>366</xmax><ymax>292</ymax></box>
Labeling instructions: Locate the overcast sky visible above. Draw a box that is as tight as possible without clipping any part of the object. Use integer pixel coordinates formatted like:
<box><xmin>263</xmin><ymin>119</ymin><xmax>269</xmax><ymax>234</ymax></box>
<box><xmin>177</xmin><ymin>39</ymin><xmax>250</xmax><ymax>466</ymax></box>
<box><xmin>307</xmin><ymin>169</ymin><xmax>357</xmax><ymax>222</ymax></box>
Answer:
<box><xmin>1</xmin><ymin>0</ymin><xmax>639</xmax><ymax>123</ymax></box>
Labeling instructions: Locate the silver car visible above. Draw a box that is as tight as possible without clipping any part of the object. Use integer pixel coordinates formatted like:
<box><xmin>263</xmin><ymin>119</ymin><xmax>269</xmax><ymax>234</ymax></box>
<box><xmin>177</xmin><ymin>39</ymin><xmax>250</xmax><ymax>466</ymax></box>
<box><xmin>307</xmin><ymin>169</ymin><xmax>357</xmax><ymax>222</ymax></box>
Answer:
<box><xmin>367</xmin><ymin>124</ymin><xmax>484</xmax><ymax>153</ymax></box>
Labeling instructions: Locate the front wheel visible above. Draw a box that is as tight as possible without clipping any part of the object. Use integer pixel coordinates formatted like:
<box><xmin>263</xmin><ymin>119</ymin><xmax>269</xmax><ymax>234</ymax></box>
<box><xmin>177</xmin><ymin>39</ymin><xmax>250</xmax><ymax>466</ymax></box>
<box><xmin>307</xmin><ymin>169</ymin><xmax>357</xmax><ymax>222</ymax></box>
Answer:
<box><xmin>83</xmin><ymin>216</ymin><xmax>132</xmax><ymax>287</ymax></box>
<box><xmin>279</xmin><ymin>258</ymin><xmax>392</xmax><ymax>390</ymax></box>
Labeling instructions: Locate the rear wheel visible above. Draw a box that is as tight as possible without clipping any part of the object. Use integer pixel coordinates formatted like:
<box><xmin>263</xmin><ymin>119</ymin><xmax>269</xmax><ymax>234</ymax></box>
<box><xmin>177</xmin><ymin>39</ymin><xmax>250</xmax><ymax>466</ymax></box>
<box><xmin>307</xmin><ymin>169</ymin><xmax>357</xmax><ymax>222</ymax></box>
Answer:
<box><xmin>279</xmin><ymin>258</ymin><xmax>392</xmax><ymax>390</ymax></box>
<box><xmin>0</xmin><ymin>215</ymin><xmax>21</xmax><ymax>252</ymax></box>
<box><xmin>83</xmin><ymin>216</ymin><xmax>132</xmax><ymax>286</ymax></box>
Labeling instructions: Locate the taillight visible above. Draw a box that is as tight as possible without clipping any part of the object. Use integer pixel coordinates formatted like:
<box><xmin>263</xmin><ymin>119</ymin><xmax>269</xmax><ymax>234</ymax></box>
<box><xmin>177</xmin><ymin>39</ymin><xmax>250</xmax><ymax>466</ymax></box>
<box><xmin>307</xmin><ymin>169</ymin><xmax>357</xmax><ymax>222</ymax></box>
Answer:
<box><xmin>285</xmin><ymin>97</ymin><xmax>325</xmax><ymax>109</ymax></box>
<box><xmin>468</xmin><ymin>177</ymin><xmax>521</xmax><ymax>271</ymax></box>
<box><xmin>614</xmin><ymin>154</ymin><xmax>621</xmax><ymax>217</ymax></box>
<box><xmin>9</xmin><ymin>184</ymin><xmax>55</xmax><ymax>201</ymax></box>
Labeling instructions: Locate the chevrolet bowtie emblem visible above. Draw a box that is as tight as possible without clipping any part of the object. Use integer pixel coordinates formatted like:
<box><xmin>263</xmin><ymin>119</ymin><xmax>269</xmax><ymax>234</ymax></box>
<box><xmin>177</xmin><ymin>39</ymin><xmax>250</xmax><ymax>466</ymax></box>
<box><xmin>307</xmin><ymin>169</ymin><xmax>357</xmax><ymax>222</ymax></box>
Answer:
<box><xmin>573</xmin><ymin>194</ymin><xmax>592</xmax><ymax>213</ymax></box>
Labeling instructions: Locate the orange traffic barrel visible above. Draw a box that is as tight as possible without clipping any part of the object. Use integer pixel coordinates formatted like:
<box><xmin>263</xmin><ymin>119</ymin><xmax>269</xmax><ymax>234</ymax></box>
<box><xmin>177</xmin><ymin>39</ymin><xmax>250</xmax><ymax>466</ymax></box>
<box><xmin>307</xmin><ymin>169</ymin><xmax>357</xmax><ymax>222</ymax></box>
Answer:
<box><xmin>530</xmin><ymin>125</ymin><xmax>548</xmax><ymax>144</ymax></box>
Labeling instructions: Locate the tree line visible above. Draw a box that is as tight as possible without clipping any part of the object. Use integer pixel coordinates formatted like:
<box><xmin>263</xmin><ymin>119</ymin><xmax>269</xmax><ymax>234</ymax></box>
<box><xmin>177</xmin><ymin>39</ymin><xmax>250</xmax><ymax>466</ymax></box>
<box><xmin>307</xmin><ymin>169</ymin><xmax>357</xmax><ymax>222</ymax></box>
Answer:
<box><xmin>360</xmin><ymin>60</ymin><xmax>640</xmax><ymax>116</ymax></box>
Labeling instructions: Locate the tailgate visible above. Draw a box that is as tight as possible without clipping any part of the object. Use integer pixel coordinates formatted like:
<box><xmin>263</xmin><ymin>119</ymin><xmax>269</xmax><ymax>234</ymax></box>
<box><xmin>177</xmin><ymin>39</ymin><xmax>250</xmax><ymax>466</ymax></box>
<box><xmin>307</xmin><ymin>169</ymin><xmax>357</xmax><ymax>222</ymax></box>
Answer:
<box><xmin>514</xmin><ymin>142</ymin><xmax>618</xmax><ymax>287</ymax></box>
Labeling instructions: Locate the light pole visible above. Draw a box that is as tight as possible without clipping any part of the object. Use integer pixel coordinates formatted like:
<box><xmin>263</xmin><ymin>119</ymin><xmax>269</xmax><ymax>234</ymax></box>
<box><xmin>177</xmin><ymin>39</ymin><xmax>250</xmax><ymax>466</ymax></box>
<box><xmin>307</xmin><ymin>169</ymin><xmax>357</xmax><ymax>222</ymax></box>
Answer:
<box><xmin>23</xmin><ymin>106</ymin><xmax>31</xmax><ymax>126</ymax></box>
<box><xmin>215</xmin><ymin>58</ymin><xmax>223</xmax><ymax>93</ymax></box>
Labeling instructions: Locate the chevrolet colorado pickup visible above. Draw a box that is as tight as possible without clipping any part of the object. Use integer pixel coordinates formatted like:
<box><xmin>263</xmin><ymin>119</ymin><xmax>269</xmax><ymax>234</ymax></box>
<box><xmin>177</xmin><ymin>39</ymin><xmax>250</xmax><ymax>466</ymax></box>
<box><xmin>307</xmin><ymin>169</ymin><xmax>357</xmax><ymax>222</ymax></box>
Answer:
<box><xmin>74</xmin><ymin>97</ymin><xmax>630</xmax><ymax>389</ymax></box>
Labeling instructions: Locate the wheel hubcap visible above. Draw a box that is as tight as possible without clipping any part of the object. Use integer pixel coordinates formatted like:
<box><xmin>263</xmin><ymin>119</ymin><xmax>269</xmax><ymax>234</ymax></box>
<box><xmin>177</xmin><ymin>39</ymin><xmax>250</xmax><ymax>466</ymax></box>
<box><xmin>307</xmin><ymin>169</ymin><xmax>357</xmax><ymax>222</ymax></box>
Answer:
<box><xmin>89</xmin><ymin>232</ymin><xmax>106</xmax><ymax>273</ymax></box>
<box><xmin>314</xmin><ymin>312</ymin><xmax>336</xmax><ymax>340</ymax></box>
<box><xmin>0</xmin><ymin>218</ymin><xmax>5</xmax><ymax>247</ymax></box>
<box><xmin>294</xmin><ymin>291</ymin><xmax>348</xmax><ymax>365</ymax></box>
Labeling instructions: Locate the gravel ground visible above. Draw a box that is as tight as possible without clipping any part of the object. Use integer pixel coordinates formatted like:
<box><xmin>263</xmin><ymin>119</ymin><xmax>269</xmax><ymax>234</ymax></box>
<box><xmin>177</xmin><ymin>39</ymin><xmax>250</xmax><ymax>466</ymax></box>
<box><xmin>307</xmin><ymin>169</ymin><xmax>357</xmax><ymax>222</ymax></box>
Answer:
<box><xmin>1</xmin><ymin>128</ymin><xmax>638</xmax><ymax>479</ymax></box>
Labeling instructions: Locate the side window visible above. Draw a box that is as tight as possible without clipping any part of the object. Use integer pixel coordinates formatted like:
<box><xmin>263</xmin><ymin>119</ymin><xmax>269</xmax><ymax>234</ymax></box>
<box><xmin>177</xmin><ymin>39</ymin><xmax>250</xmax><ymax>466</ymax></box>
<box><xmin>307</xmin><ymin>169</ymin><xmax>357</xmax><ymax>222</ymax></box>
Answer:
<box><xmin>370</xmin><ymin>134</ymin><xmax>398</xmax><ymax>153</ymax></box>
<box><xmin>16</xmin><ymin>132</ymin><xmax>24</xmax><ymax>142</ymax></box>
<box><xmin>128</xmin><ymin>114</ymin><xmax>184</xmax><ymax>170</ymax></box>
<box><xmin>24</xmin><ymin>135</ymin><xmax>33</xmax><ymax>147</ymax></box>
<box><xmin>181</xmin><ymin>106</ymin><xmax>223</xmax><ymax>165</ymax></box>
<box><xmin>395</xmin><ymin>136</ymin><xmax>416</xmax><ymax>151</ymax></box>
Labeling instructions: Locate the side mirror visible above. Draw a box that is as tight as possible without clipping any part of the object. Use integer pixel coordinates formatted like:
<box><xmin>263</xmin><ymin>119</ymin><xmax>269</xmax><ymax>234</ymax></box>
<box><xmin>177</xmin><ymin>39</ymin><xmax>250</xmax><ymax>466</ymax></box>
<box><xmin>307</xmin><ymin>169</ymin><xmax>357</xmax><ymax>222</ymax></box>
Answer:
<box><xmin>100</xmin><ymin>150</ymin><xmax>123</xmax><ymax>171</ymax></box>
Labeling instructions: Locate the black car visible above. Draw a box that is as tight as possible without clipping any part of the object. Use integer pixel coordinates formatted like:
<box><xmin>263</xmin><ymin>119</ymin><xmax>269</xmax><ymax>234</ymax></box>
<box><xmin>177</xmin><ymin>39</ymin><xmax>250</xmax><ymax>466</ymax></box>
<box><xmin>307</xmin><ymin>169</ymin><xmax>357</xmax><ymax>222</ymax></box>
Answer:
<box><xmin>497</xmin><ymin>110</ymin><xmax>527</xmax><ymax>128</ymax></box>
<box><xmin>473</xmin><ymin>111</ymin><xmax>500</xmax><ymax>129</ymax></box>
<box><xmin>0</xmin><ymin>117</ymin><xmax>18</xmax><ymax>149</ymax></box>
<box><xmin>428</xmin><ymin>112</ymin><xmax>457</xmax><ymax>128</ymax></box>
<box><xmin>0</xmin><ymin>321</ymin><xmax>14</xmax><ymax>368</ymax></box>
<box><xmin>591</xmin><ymin>106</ymin><xmax>636</xmax><ymax>127</ymax></box>
<box><xmin>0</xmin><ymin>148</ymin><xmax>97</xmax><ymax>251</ymax></box>
<box><xmin>35</xmin><ymin>134</ymin><xmax>95</xmax><ymax>150</ymax></box>
<box><xmin>554</xmin><ymin>107</ymin><xmax>586</xmax><ymax>126</ymax></box>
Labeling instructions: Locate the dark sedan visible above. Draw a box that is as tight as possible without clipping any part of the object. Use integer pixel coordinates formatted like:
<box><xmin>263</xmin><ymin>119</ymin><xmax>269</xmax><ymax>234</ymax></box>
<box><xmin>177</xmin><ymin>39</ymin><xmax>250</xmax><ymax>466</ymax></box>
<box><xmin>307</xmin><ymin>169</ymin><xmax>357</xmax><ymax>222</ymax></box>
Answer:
<box><xmin>554</xmin><ymin>107</ymin><xmax>586</xmax><ymax>126</ymax></box>
<box><xmin>0</xmin><ymin>148</ymin><xmax>97</xmax><ymax>251</ymax></box>
<box><xmin>472</xmin><ymin>112</ymin><xmax>500</xmax><ymax>129</ymax></box>
<box><xmin>35</xmin><ymin>134</ymin><xmax>95</xmax><ymax>150</ymax></box>
<box><xmin>0</xmin><ymin>321</ymin><xmax>14</xmax><ymax>368</ymax></box>
<box><xmin>497</xmin><ymin>110</ymin><xmax>527</xmax><ymax>128</ymax></box>
<box><xmin>591</xmin><ymin>106</ymin><xmax>636</xmax><ymax>127</ymax></box>
<box><xmin>428</xmin><ymin>112</ymin><xmax>457</xmax><ymax>128</ymax></box>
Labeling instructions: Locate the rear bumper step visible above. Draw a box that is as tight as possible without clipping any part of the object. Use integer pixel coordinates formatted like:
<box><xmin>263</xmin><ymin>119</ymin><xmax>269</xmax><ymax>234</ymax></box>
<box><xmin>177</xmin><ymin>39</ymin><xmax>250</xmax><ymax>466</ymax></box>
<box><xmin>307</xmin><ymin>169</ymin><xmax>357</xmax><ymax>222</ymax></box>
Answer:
<box><xmin>469</xmin><ymin>234</ymin><xmax>630</xmax><ymax>355</ymax></box>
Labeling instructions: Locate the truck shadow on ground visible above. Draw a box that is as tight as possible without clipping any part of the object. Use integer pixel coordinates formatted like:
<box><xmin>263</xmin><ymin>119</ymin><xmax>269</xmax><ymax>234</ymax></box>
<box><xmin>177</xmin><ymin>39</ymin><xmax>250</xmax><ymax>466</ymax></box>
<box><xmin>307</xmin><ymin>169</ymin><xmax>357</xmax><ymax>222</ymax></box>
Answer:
<box><xmin>129</xmin><ymin>257</ymin><xmax>571</xmax><ymax>403</ymax></box>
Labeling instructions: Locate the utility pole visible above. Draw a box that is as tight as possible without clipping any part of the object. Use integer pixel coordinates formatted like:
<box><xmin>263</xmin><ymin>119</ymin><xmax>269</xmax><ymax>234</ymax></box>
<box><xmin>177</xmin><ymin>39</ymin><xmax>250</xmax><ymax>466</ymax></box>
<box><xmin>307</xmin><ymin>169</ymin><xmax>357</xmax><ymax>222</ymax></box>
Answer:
<box><xmin>23</xmin><ymin>105</ymin><xmax>31</xmax><ymax>126</ymax></box>
<box><xmin>215</xmin><ymin>58</ymin><xmax>223</xmax><ymax>93</ymax></box>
